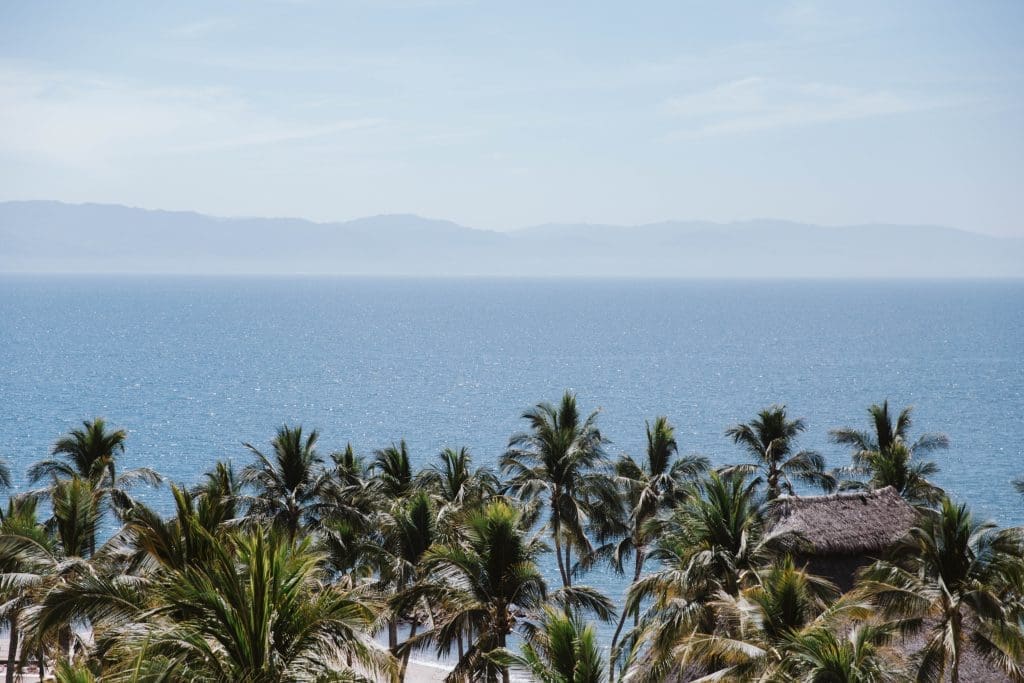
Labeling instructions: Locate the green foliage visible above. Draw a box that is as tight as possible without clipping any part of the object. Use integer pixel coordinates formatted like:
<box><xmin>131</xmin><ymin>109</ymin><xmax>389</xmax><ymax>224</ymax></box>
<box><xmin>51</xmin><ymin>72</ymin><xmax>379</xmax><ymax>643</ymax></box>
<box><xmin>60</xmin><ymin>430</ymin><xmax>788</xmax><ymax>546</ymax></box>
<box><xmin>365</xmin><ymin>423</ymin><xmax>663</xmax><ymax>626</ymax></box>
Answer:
<box><xmin>860</xmin><ymin>497</ymin><xmax>1024</xmax><ymax>682</ymax></box>
<box><xmin>831</xmin><ymin>401</ymin><xmax>946</xmax><ymax>504</ymax></box>
<box><xmin>502</xmin><ymin>391</ymin><xmax>620</xmax><ymax>588</ymax></box>
<box><xmin>725</xmin><ymin>404</ymin><xmax>836</xmax><ymax>500</ymax></box>
<box><xmin>0</xmin><ymin>396</ymin><xmax>1019</xmax><ymax>682</ymax></box>
<box><xmin>516</xmin><ymin>606</ymin><xmax>606</xmax><ymax>683</ymax></box>
<box><xmin>242</xmin><ymin>425</ymin><xmax>330</xmax><ymax>538</ymax></box>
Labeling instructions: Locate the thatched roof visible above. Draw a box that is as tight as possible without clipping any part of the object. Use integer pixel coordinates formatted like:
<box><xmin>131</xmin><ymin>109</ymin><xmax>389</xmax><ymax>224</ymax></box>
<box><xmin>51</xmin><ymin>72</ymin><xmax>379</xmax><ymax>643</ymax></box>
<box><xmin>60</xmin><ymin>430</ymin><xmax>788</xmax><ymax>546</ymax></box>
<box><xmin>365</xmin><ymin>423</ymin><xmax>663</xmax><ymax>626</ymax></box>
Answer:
<box><xmin>766</xmin><ymin>486</ymin><xmax>919</xmax><ymax>556</ymax></box>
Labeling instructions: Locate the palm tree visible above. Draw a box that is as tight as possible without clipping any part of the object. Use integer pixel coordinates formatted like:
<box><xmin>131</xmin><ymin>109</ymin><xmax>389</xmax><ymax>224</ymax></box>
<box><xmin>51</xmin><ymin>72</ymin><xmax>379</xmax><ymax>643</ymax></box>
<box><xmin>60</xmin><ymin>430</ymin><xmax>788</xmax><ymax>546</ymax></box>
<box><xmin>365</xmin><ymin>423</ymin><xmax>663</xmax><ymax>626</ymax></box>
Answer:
<box><xmin>29</xmin><ymin>418</ymin><xmax>127</xmax><ymax>486</ymax></box>
<box><xmin>381</xmin><ymin>490</ymin><xmax>437</xmax><ymax>680</ymax></box>
<box><xmin>36</xmin><ymin>528</ymin><xmax>392</xmax><ymax>682</ymax></box>
<box><xmin>781</xmin><ymin>623</ymin><xmax>904</xmax><ymax>683</ymax></box>
<box><xmin>831</xmin><ymin>401</ymin><xmax>946</xmax><ymax>504</ymax></box>
<box><xmin>0</xmin><ymin>457</ymin><xmax>11</xmax><ymax>495</ymax></box>
<box><xmin>607</xmin><ymin>417</ymin><xmax>708</xmax><ymax>681</ymax></box>
<box><xmin>412</xmin><ymin>499</ymin><xmax>612</xmax><ymax>683</ymax></box>
<box><xmin>52</xmin><ymin>661</ymin><xmax>98</xmax><ymax>683</ymax></box>
<box><xmin>0</xmin><ymin>494</ymin><xmax>47</xmax><ymax>683</ymax></box>
<box><xmin>854</xmin><ymin>441</ymin><xmax>943</xmax><ymax>506</ymax></box>
<box><xmin>241</xmin><ymin>425</ymin><xmax>330</xmax><ymax>540</ymax></box>
<box><xmin>674</xmin><ymin>557</ymin><xmax>844</xmax><ymax>681</ymax></box>
<box><xmin>0</xmin><ymin>477</ymin><xmax>104</xmax><ymax>674</ymax></box>
<box><xmin>122</xmin><ymin>485</ymin><xmax>226</xmax><ymax>572</ymax></box>
<box><xmin>332</xmin><ymin>443</ymin><xmax>371</xmax><ymax>487</ymax></box>
<box><xmin>514</xmin><ymin>606</ymin><xmax>606</xmax><ymax>683</ymax></box>
<box><xmin>860</xmin><ymin>497</ymin><xmax>1024</xmax><ymax>682</ymax></box>
<box><xmin>624</xmin><ymin>472</ymin><xmax>771</xmax><ymax>681</ymax></box>
<box><xmin>414</xmin><ymin>499</ymin><xmax>548</xmax><ymax>683</ymax></box>
<box><xmin>502</xmin><ymin>391</ymin><xmax>620</xmax><ymax>588</ymax></box>
<box><xmin>372</xmin><ymin>440</ymin><xmax>415</xmax><ymax>502</ymax></box>
<box><xmin>192</xmin><ymin>460</ymin><xmax>242</xmax><ymax>522</ymax></box>
<box><xmin>419</xmin><ymin>446</ymin><xmax>499</xmax><ymax>511</ymax></box>
<box><xmin>725</xmin><ymin>405</ymin><xmax>835</xmax><ymax>500</ymax></box>
<box><xmin>28</xmin><ymin>419</ymin><xmax>160</xmax><ymax>517</ymax></box>
<box><xmin>831</xmin><ymin>401</ymin><xmax>948</xmax><ymax>460</ymax></box>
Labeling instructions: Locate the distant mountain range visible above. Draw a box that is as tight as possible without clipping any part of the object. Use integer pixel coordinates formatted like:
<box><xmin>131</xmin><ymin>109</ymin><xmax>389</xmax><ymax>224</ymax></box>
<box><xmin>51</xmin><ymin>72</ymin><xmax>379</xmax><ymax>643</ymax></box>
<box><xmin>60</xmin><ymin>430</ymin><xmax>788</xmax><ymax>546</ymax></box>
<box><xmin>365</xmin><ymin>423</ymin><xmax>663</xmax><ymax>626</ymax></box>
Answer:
<box><xmin>1</xmin><ymin>201</ymin><xmax>1021</xmax><ymax>277</ymax></box>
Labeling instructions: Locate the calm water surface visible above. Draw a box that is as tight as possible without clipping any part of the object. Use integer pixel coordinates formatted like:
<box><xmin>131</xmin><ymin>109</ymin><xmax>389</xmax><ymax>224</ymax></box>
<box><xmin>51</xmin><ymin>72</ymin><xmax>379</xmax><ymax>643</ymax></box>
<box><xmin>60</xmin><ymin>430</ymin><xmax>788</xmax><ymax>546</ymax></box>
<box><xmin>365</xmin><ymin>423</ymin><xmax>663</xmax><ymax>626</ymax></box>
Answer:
<box><xmin>2</xmin><ymin>276</ymin><xmax>1022</xmax><ymax>629</ymax></box>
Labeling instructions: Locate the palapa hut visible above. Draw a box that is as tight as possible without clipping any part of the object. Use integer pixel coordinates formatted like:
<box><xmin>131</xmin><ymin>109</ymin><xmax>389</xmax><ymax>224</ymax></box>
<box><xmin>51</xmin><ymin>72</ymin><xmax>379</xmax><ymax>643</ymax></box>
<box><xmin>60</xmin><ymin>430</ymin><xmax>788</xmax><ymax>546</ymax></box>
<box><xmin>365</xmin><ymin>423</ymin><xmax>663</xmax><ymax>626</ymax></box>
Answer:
<box><xmin>765</xmin><ymin>485</ymin><xmax>919</xmax><ymax>590</ymax></box>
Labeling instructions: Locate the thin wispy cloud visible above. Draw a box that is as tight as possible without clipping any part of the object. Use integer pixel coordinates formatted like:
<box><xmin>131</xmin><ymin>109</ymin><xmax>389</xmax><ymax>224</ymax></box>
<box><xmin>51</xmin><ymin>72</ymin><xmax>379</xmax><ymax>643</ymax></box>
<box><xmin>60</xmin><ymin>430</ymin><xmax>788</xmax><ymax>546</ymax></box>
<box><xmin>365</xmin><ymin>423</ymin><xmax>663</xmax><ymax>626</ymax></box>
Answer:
<box><xmin>665</xmin><ymin>77</ymin><xmax>953</xmax><ymax>139</ymax></box>
<box><xmin>168</xmin><ymin>18</ymin><xmax>235</xmax><ymax>39</ymax></box>
<box><xmin>0</xmin><ymin>64</ymin><xmax>384</xmax><ymax>165</ymax></box>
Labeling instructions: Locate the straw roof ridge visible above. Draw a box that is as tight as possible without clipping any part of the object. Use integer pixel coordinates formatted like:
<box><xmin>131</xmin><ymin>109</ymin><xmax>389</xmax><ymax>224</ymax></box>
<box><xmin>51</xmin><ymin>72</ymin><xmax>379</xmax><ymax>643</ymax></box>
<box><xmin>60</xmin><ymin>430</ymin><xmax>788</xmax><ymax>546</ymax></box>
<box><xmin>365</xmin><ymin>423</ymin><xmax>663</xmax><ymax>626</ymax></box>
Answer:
<box><xmin>766</xmin><ymin>486</ymin><xmax>919</xmax><ymax>556</ymax></box>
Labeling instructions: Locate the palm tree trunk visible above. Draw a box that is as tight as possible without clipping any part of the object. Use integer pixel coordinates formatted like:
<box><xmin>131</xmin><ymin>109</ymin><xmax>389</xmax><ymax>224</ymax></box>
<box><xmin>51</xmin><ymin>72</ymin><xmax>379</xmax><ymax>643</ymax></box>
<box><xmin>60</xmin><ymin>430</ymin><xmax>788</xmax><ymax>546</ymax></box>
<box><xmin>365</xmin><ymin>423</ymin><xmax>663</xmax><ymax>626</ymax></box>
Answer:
<box><xmin>608</xmin><ymin>547</ymin><xmax>644</xmax><ymax>683</ymax></box>
<box><xmin>457</xmin><ymin>629</ymin><xmax>464</xmax><ymax>660</ymax></box>
<box><xmin>950</xmin><ymin>608</ymin><xmax>962</xmax><ymax>683</ymax></box>
<box><xmin>767</xmin><ymin>460</ymin><xmax>781</xmax><ymax>500</ymax></box>
<box><xmin>5</xmin><ymin>623</ymin><xmax>17</xmax><ymax>683</ymax></box>
<box><xmin>399</xmin><ymin>618</ymin><xmax>419</xmax><ymax>682</ymax></box>
<box><xmin>552</xmin><ymin>509</ymin><xmax>570</xmax><ymax>588</ymax></box>
<box><xmin>563</xmin><ymin>541</ymin><xmax>572</xmax><ymax>587</ymax></box>
<box><xmin>498</xmin><ymin>631</ymin><xmax>510</xmax><ymax>683</ymax></box>
<box><xmin>388</xmin><ymin>618</ymin><xmax>398</xmax><ymax>652</ymax></box>
<box><xmin>37</xmin><ymin>648</ymin><xmax>44</xmax><ymax>681</ymax></box>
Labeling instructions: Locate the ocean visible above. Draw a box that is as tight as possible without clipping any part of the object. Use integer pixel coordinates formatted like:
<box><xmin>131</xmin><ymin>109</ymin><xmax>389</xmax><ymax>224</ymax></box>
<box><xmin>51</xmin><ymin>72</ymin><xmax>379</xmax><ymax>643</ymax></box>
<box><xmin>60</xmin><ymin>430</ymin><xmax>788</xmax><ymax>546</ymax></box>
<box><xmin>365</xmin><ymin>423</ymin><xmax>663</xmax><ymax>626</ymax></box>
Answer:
<box><xmin>2</xmin><ymin>276</ymin><xmax>1022</xmax><ymax>626</ymax></box>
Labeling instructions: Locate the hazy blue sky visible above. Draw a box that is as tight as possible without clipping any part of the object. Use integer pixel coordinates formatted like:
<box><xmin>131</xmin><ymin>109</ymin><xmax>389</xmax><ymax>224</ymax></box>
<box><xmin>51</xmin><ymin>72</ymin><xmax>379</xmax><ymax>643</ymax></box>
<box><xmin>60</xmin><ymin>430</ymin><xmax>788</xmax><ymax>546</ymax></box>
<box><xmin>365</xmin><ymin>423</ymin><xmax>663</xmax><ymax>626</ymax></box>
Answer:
<box><xmin>1</xmin><ymin>1</ymin><xmax>1022</xmax><ymax>234</ymax></box>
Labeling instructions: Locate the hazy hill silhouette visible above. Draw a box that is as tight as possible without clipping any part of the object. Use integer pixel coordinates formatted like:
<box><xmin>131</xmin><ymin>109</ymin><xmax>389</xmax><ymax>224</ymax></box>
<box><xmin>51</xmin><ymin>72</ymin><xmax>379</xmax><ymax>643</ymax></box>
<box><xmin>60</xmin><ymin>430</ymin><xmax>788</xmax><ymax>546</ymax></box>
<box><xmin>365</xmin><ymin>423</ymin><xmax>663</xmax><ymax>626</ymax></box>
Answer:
<box><xmin>2</xmin><ymin>201</ymin><xmax>1021</xmax><ymax>277</ymax></box>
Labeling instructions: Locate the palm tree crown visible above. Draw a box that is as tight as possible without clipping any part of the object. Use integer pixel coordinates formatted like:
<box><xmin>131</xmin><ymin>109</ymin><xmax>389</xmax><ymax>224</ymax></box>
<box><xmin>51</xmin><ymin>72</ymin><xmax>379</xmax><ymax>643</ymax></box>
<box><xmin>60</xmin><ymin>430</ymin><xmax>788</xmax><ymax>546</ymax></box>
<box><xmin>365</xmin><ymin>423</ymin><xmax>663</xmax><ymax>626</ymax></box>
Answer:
<box><xmin>501</xmin><ymin>391</ymin><xmax>619</xmax><ymax>588</ymax></box>
<box><xmin>725</xmin><ymin>405</ymin><xmax>835</xmax><ymax>500</ymax></box>
<box><xmin>515</xmin><ymin>606</ymin><xmax>606</xmax><ymax>683</ymax></box>
<box><xmin>417</xmin><ymin>499</ymin><xmax>549</xmax><ymax>683</ymax></box>
<box><xmin>831</xmin><ymin>401</ymin><xmax>947</xmax><ymax>504</ymax></box>
<box><xmin>241</xmin><ymin>425</ymin><xmax>329</xmax><ymax>539</ymax></box>
<box><xmin>28</xmin><ymin>418</ymin><xmax>127</xmax><ymax>487</ymax></box>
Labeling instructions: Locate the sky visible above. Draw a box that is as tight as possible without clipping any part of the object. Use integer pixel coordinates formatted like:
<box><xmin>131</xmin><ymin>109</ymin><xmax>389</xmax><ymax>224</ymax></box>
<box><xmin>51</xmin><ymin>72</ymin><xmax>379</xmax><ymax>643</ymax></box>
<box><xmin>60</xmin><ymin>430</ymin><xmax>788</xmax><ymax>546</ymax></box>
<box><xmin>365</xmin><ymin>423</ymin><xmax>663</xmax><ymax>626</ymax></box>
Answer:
<box><xmin>0</xmin><ymin>1</ymin><xmax>1022</xmax><ymax>235</ymax></box>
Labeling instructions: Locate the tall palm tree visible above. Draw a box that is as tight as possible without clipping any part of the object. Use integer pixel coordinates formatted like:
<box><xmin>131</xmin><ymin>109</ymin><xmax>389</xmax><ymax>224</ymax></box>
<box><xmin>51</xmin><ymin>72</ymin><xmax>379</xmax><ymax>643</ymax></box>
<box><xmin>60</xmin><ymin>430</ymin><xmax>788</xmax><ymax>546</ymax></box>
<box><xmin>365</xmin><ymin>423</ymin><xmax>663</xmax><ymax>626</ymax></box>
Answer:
<box><xmin>28</xmin><ymin>418</ymin><xmax>128</xmax><ymax>486</ymax></box>
<box><xmin>831</xmin><ymin>401</ymin><xmax>948</xmax><ymax>460</ymax></box>
<box><xmin>831</xmin><ymin>401</ymin><xmax>946</xmax><ymax>504</ymax></box>
<box><xmin>412</xmin><ymin>499</ymin><xmax>613</xmax><ymax>683</ymax></box>
<box><xmin>607</xmin><ymin>417</ymin><xmax>708</xmax><ymax>682</ymax></box>
<box><xmin>419</xmin><ymin>446</ymin><xmax>499</xmax><ymax>511</ymax></box>
<box><xmin>514</xmin><ymin>606</ymin><xmax>606</xmax><ymax>683</ymax></box>
<box><xmin>36</xmin><ymin>528</ymin><xmax>392</xmax><ymax>682</ymax></box>
<box><xmin>241</xmin><ymin>425</ymin><xmax>330</xmax><ymax>540</ymax></box>
<box><xmin>415</xmin><ymin>499</ymin><xmax>548</xmax><ymax>683</ymax></box>
<box><xmin>725</xmin><ymin>405</ymin><xmax>835</xmax><ymax>501</ymax></box>
<box><xmin>28</xmin><ymin>419</ymin><xmax>160</xmax><ymax>517</ymax></box>
<box><xmin>372</xmin><ymin>440</ymin><xmax>415</xmax><ymax>502</ymax></box>
<box><xmin>381</xmin><ymin>490</ymin><xmax>436</xmax><ymax>681</ymax></box>
<box><xmin>122</xmin><ymin>485</ymin><xmax>226</xmax><ymax>572</ymax></box>
<box><xmin>332</xmin><ymin>443</ymin><xmax>371</xmax><ymax>487</ymax></box>
<box><xmin>502</xmin><ymin>391</ymin><xmax>620</xmax><ymax>588</ymax></box>
<box><xmin>625</xmin><ymin>472</ymin><xmax>771</xmax><ymax>681</ymax></box>
<box><xmin>860</xmin><ymin>497</ymin><xmax>1024</xmax><ymax>682</ymax></box>
<box><xmin>0</xmin><ymin>477</ymin><xmax>104</xmax><ymax>673</ymax></box>
<box><xmin>192</xmin><ymin>460</ymin><xmax>242</xmax><ymax>523</ymax></box>
<box><xmin>854</xmin><ymin>442</ymin><xmax>943</xmax><ymax>506</ymax></box>
<box><xmin>0</xmin><ymin>494</ymin><xmax>47</xmax><ymax>683</ymax></box>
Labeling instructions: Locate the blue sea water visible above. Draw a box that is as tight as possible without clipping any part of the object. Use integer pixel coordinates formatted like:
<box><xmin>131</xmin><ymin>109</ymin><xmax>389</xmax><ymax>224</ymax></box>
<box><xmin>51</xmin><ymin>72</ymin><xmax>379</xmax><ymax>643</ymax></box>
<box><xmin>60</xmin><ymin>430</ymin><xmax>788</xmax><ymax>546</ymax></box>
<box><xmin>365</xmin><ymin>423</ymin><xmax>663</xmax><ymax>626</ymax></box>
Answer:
<box><xmin>2</xmin><ymin>276</ymin><xmax>1023</xmax><ymax>628</ymax></box>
